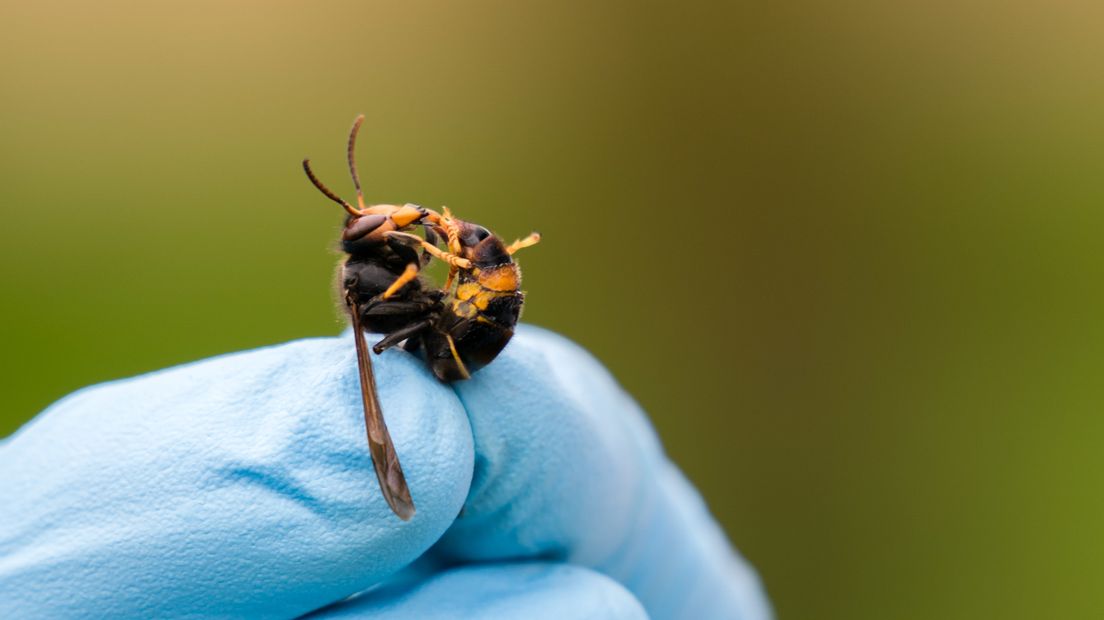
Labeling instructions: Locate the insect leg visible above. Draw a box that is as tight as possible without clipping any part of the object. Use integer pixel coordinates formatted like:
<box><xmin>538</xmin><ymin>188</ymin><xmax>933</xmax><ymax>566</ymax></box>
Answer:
<box><xmin>506</xmin><ymin>232</ymin><xmax>541</xmax><ymax>255</ymax></box>
<box><xmin>361</xmin><ymin>299</ymin><xmax>438</xmax><ymax>316</ymax></box>
<box><xmin>381</xmin><ymin>263</ymin><xmax>419</xmax><ymax>300</ymax></box>
<box><xmin>440</xmin><ymin>207</ymin><xmax>463</xmax><ymax>254</ymax></box>
<box><xmin>372</xmin><ymin>319</ymin><xmax>432</xmax><ymax>354</ymax></box>
<box><xmin>385</xmin><ymin>231</ymin><xmax>472</xmax><ymax>270</ymax></box>
<box><xmin>437</xmin><ymin>207</ymin><xmax>463</xmax><ymax>289</ymax></box>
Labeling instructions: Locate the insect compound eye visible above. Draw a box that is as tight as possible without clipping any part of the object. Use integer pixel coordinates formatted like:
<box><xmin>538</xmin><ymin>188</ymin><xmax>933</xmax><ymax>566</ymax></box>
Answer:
<box><xmin>460</xmin><ymin>224</ymin><xmax>492</xmax><ymax>247</ymax></box>
<box><xmin>341</xmin><ymin>214</ymin><xmax>388</xmax><ymax>252</ymax></box>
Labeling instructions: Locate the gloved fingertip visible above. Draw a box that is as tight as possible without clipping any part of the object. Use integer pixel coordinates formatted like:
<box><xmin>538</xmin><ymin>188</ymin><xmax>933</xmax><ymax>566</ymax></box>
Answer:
<box><xmin>0</xmin><ymin>334</ymin><xmax>474</xmax><ymax>618</ymax></box>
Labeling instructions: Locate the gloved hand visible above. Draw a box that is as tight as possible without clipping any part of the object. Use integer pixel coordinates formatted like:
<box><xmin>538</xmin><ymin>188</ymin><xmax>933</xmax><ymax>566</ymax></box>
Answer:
<box><xmin>0</xmin><ymin>325</ymin><xmax>771</xmax><ymax>619</ymax></box>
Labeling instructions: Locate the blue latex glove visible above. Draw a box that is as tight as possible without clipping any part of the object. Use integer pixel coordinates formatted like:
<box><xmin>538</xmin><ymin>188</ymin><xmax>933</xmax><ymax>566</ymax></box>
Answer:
<box><xmin>0</xmin><ymin>325</ymin><xmax>771</xmax><ymax>619</ymax></box>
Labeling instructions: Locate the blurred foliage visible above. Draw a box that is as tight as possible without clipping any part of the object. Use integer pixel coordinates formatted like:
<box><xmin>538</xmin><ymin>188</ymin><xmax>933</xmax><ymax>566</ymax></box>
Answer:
<box><xmin>3</xmin><ymin>1</ymin><xmax>1104</xmax><ymax>618</ymax></box>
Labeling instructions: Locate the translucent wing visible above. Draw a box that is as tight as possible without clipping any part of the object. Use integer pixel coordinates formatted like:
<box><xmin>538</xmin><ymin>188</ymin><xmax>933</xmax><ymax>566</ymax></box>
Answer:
<box><xmin>349</xmin><ymin>299</ymin><xmax>416</xmax><ymax>520</ymax></box>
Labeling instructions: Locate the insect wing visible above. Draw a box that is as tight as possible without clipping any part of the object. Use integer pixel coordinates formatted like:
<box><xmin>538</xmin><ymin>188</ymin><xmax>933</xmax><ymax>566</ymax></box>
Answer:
<box><xmin>349</xmin><ymin>300</ymin><xmax>416</xmax><ymax>520</ymax></box>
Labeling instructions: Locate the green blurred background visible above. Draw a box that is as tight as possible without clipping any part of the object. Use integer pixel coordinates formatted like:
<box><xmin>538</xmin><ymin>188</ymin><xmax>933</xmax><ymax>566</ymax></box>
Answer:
<box><xmin>3</xmin><ymin>1</ymin><xmax>1103</xmax><ymax>617</ymax></box>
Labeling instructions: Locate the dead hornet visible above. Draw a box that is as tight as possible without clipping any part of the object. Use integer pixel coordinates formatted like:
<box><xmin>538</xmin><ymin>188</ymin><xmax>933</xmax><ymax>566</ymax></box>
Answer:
<box><xmin>301</xmin><ymin>116</ymin><xmax>539</xmax><ymax>521</ymax></box>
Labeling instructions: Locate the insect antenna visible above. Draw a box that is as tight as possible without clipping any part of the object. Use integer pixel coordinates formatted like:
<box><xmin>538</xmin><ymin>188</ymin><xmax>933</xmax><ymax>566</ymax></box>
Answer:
<box><xmin>302</xmin><ymin>159</ymin><xmax>361</xmax><ymax>217</ymax></box>
<box><xmin>347</xmin><ymin>114</ymin><xmax>367</xmax><ymax>212</ymax></box>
